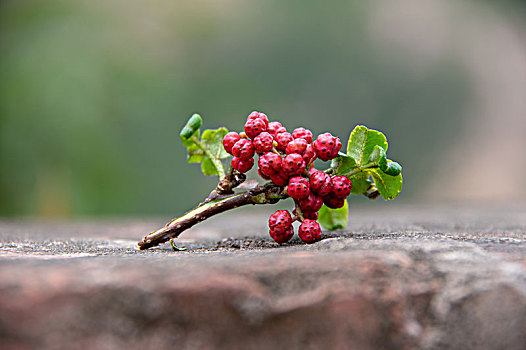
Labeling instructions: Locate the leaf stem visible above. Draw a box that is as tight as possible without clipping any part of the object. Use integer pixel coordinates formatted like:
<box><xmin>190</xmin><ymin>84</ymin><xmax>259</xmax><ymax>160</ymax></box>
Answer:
<box><xmin>343</xmin><ymin>163</ymin><xmax>378</xmax><ymax>178</ymax></box>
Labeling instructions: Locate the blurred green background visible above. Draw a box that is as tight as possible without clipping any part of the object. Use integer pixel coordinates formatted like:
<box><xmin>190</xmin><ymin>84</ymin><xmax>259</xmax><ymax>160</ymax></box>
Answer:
<box><xmin>1</xmin><ymin>0</ymin><xmax>525</xmax><ymax>217</ymax></box>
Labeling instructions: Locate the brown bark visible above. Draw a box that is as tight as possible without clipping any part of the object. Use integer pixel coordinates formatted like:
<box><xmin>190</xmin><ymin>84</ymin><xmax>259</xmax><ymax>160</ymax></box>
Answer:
<box><xmin>137</xmin><ymin>183</ymin><xmax>286</xmax><ymax>250</ymax></box>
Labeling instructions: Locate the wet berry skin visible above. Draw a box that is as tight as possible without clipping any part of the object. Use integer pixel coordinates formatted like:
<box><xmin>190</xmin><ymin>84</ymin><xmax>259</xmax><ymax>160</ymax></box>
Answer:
<box><xmin>223</xmin><ymin>132</ymin><xmax>241</xmax><ymax>155</ymax></box>
<box><xmin>267</xmin><ymin>121</ymin><xmax>286</xmax><ymax>136</ymax></box>
<box><xmin>265</xmin><ymin>152</ymin><xmax>282</xmax><ymax>172</ymax></box>
<box><xmin>298</xmin><ymin>219</ymin><xmax>321</xmax><ymax>243</ymax></box>
<box><xmin>258</xmin><ymin>168</ymin><xmax>271</xmax><ymax>180</ymax></box>
<box><xmin>247</xmin><ymin>111</ymin><xmax>269</xmax><ymax>128</ymax></box>
<box><xmin>287</xmin><ymin>176</ymin><xmax>310</xmax><ymax>199</ymax></box>
<box><xmin>270</xmin><ymin>225</ymin><xmax>294</xmax><ymax>243</ymax></box>
<box><xmin>232</xmin><ymin>139</ymin><xmax>255</xmax><ymax>161</ymax></box>
<box><xmin>313</xmin><ymin>132</ymin><xmax>342</xmax><ymax>161</ymax></box>
<box><xmin>275</xmin><ymin>132</ymin><xmax>294</xmax><ymax>151</ymax></box>
<box><xmin>258</xmin><ymin>156</ymin><xmax>276</xmax><ymax>177</ymax></box>
<box><xmin>253</xmin><ymin>132</ymin><xmax>274</xmax><ymax>154</ymax></box>
<box><xmin>292</xmin><ymin>127</ymin><xmax>313</xmax><ymax>143</ymax></box>
<box><xmin>302</xmin><ymin>144</ymin><xmax>316</xmax><ymax>164</ymax></box>
<box><xmin>269</xmin><ymin>210</ymin><xmax>293</xmax><ymax>234</ymax></box>
<box><xmin>270</xmin><ymin>173</ymin><xmax>289</xmax><ymax>187</ymax></box>
<box><xmin>245</xmin><ymin>117</ymin><xmax>267</xmax><ymax>139</ymax></box>
<box><xmin>302</xmin><ymin>211</ymin><xmax>319</xmax><ymax>220</ymax></box>
<box><xmin>331</xmin><ymin>175</ymin><xmax>352</xmax><ymax>199</ymax></box>
<box><xmin>286</xmin><ymin>138</ymin><xmax>308</xmax><ymax>155</ymax></box>
<box><xmin>231</xmin><ymin>157</ymin><xmax>254</xmax><ymax>173</ymax></box>
<box><xmin>293</xmin><ymin>208</ymin><xmax>319</xmax><ymax>220</ymax></box>
<box><xmin>323</xmin><ymin>196</ymin><xmax>345</xmax><ymax>209</ymax></box>
<box><xmin>282</xmin><ymin>153</ymin><xmax>306</xmax><ymax>176</ymax></box>
<box><xmin>258</xmin><ymin>152</ymin><xmax>282</xmax><ymax>177</ymax></box>
<box><xmin>309</xmin><ymin>171</ymin><xmax>332</xmax><ymax>197</ymax></box>
<box><xmin>298</xmin><ymin>193</ymin><xmax>323</xmax><ymax>212</ymax></box>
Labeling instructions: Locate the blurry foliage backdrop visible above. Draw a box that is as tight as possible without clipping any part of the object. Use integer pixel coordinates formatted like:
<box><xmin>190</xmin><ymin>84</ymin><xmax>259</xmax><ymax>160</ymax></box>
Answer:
<box><xmin>1</xmin><ymin>0</ymin><xmax>525</xmax><ymax>217</ymax></box>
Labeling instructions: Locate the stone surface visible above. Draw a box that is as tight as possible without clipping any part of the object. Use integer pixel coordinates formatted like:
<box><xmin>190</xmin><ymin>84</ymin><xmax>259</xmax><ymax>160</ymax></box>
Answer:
<box><xmin>0</xmin><ymin>203</ymin><xmax>525</xmax><ymax>350</ymax></box>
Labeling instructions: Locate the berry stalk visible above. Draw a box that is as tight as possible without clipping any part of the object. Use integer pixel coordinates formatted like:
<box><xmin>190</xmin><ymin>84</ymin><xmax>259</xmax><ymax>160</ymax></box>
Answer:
<box><xmin>137</xmin><ymin>183</ymin><xmax>287</xmax><ymax>250</ymax></box>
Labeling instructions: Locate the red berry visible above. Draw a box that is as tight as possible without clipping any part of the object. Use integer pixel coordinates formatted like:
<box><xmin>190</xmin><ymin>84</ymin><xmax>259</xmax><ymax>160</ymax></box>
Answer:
<box><xmin>258</xmin><ymin>156</ymin><xmax>274</xmax><ymax>177</ymax></box>
<box><xmin>232</xmin><ymin>139</ymin><xmax>255</xmax><ymax>161</ymax></box>
<box><xmin>292</xmin><ymin>127</ymin><xmax>313</xmax><ymax>143</ymax></box>
<box><xmin>331</xmin><ymin>175</ymin><xmax>352</xmax><ymax>199</ymax></box>
<box><xmin>303</xmin><ymin>211</ymin><xmax>319</xmax><ymax>220</ymax></box>
<box><xmin>223</xmin><ymin>132</ymin><xmax>241</xmax><ymax>155</ymax></box>
<box><xmin>258</xmin><ymin>168</ymin><xmax>270</xmax><ymax>180</ymax></box>
<box><xmin>293</xmin><ymin>208</ymin><xmax>319</xmax><ymax>220</ymax></box>
<box><xmin>258</xmin><ymin>152</ymin><xmax>282</xmax><ymax>176</ymax></box>
<box><xmin>253</xmin><ymin>132</ymin><xmax>274</xmax><ymax>154</ymax></box>
<box><xmin>309</xmin><ymin>171</ymin><xmax>332</xmax><ymax>197</ymax></box>
<box><xmin>317</xmin><ymin>132</ymin><xmax>336</xmax><ymax>146</ymax></box>
<box><xmin>282</xmin><ymin>153</ymin><xmax>306</xmax><ymax>176</ymax></box>
<box><xmin>323</xmin><ymin>196</ymin><xmax>345</xmax><ymax>209</ymax></box>
<box><xmin>247</xmin><ymin>111</ymin><xmax>269</xmax><ymax>128</ymax></box>
<box><xmin>266</xmin><ymin>153</ymin><xmax>282</xmax><ymax>170</ymax></box>
<box><xmin>287</xmin><ymin>176</ymin><xmax>310</xmax><ymax>199</ymax></box>
<box><xmin>333</xmin><ymin>137</ymin><xmax>342</xmax><ymax>157</ymax></box>
<box><xmin>285</xmin><ymin>138</ymin><xmax>308</xmax><ymax>155</ymax></box>
<box><xmin>231</xmin><ymin>157</ymin><xmax>254</xmax><ymax>173</ymax></box>
<box><xmin>298</xmin><ymin>193</ymin><xmax>323</xmax><ymax>212</ymax></box>
<box><xmin>245</xmin><ymin>118</ymin><xmax>267</xmax><ymax>139</ymax></box>
<box><xmin>269</xmin><ymin>210</ymin><xmax>292</xmax><ymax>234</ymax></box>
<box><xmin>302</xmin><ymin>144</ymin><xmax>316</xmax><ymax>164</ymax></box>
<box><xmin>275</xmin><ymin>132</ymin><xmax>294</xmax><ymax>151</ymax></box>
<box><xmin>308</xmin><ymin>167</ymin><xmax>319</xmax><ymax>176</ymax></box>
<box><xmin>292</xmin><ymin>208</ymin><xmax>318</xmax><ymax>220</ymax></box>
<box><xmin>313</xmin><ymin>133</ymin><xmax>342</xmax><ymax>161</ymax></box>
<box><xmin>270</xmin><ymin>173</ymin><xmax>289</xmax><ymax>187</ymax></box>
<box><xmin>268</xmin><ymin>121</ymin><xmax>286</xmax><ymax>136</ymax></box>
<box><xmin>275</xmin><ymin>126</ymin><xmax>287</xmax><ymax>135</ymax></box>
<box><xmin>298</xmin><ymin>219</ymin><xmax>321</xmax><ymax>243</ymax></box>
<box><xmin>270</xmin><ymin>225</ymin><xmax>294</xmax><ymax>244</ymax></box>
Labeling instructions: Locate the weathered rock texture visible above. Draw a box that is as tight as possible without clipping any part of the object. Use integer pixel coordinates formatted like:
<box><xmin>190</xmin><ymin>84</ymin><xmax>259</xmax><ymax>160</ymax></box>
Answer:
<box><xmin>0</xmin><ymin>204</ymin><xmax>525</xmax><ymax>350</ymax></box>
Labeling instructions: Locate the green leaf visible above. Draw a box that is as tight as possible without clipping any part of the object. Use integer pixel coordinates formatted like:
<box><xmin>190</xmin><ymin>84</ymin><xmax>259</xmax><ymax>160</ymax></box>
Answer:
<box><xmin>368</xmin><ymin>168</ymin><xmax>403</xmax><ymax>200</ymax></box>
<box><xmin>201</xmin><ymin>128</ymin><xmax>229</xmax><ymax>160</ymax></box>
<box><xmin>200</xmin><ymin>129</ymin><xmax>216</xmax><ymax>141</ymax></box>
<box><xmin>180</xmin><ymin>114</ymin><xmax>202</xmax><ymax>141</ymax></box>
<box><xmin>201</xmin><ymin>158</ymin><xmax>218</xmax><ymax>176</ymax></box>
<box><xmin>330</xmin><ymin>152</ymin><xmax>357</xmax><ymax>175</ymax></box>
<box><xmin>367</xmin><ymin>145</ymin><xmax>387</xmax><ymax>167</ymax></box>
<box><xmin>187</xmin><ymin>113</ymin><xmax>202</xmax><ymax>130</ymax></box>
<box><xmin>180</xmin><ymin>129</ymin><xmax>199</xmax><ymax>147</ymax></box>
<box><xmin>318</xmin><ymin>200</ymin><xmax>349</xmax><ymax>230</ymax></box>
<box><xmin>185</xmin><ymin>137</ymin><xmax>205</xmax><ymax>162</ymax></box>
<box><xmin>179</xmin><ymin>114</ymin><xmax>229</xmax><ymax>179</ymax></box>
<box><xmin>349</xmin><ymin>172</ymin><xmax>372</xmax><ymax>195</ymax></box>
<box><xmin>194</xmin><ymin>128</ymin><xmax>228</xmax><ymax>177</ymax></box>
<box><xmin>187</xmin><ymin>152</ymin><xmax>205</xmax><ymax>163</ymax></box>
<box><xmin>378</xmin><ymin>156</ymin><xmax>387</xmax><ymax>171</ymax></box>
<box><xmin>380</xmin><ymin>160</ymin><xmax>402</xmax><ymax>176</ymax></box>
<box><xmin>186</xmin><ymin>142</ymin><xmax>200</xmax><ymax>154</ymax></box>
<box><xmin>347</xmin><ymin>125</ymin><xmax>388</xmax><ymax>166</ymax></box>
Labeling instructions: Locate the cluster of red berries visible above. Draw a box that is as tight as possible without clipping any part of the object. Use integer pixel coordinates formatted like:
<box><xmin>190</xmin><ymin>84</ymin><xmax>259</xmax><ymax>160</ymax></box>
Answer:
<box><xmin>223</xmin><ymin>111</ymin><xmax>352</xmax><ymax>244</ymax></box>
